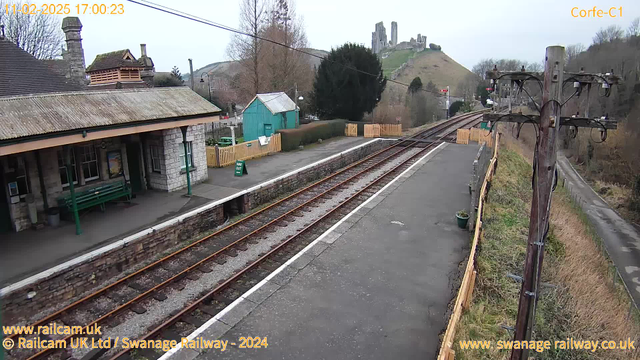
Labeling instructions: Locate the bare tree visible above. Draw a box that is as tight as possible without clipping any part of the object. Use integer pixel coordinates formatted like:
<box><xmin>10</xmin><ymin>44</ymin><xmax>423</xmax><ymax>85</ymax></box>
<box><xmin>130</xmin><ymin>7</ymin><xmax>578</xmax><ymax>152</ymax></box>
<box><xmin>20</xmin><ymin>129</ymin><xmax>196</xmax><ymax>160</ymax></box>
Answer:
<box><xmin>628</xmin><ymin>17</ymin><xmax>640</xmax><ymax>38</ymax></box>
<box><xmin>525</xmin><ymin>61</ymin><xmax>544</xmax><ymax>73</ymax></box>
<box><xmin>593</xmin><ymin>25</ymin><xmax>624</xmax><ymax>44</ymax></box>
<box><xmin>565</xmin><ymin>43</ymin><xmax>585</xmax><ymax>69</ymax></box>
<box><xmin>0</xmin><ymin>0</ymin><xmax>64</xmax><ymax>59</ymax></box>
<box><xmin>472</xmin><ymin>58</ymin><xmax>494</xmax><ymax>79</ymax></box>
<box><xmin>456</xmin><ymin>73</ymin><xmax>479</xmax><ymax>102</ymax></box>
<box><xmin>227</xmin><ymin>0</ymin><xmax>267</xmax><ymax>99</ymax></box>
<box><xmin>261</xmin><ymin>0</ymin><xmax>310</xmax><ymax>95</ymax></box>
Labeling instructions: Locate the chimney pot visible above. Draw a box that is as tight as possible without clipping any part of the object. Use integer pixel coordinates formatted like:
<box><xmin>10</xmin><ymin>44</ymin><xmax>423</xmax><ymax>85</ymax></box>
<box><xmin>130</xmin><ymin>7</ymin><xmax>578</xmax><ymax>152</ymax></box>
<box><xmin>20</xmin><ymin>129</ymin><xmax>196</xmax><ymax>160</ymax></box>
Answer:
<box><xmin>140</xmin><ymin>44</ymin><xmax>147</xmax><ymax>57</ymax></box>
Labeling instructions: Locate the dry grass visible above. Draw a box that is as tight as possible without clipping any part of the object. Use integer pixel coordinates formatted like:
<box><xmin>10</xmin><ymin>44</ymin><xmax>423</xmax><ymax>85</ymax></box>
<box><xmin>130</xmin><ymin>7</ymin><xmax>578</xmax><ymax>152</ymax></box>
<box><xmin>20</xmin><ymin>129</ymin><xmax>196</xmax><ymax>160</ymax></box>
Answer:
<box><xmin>394</xmin><ymin>50</ymin><xmax>474</xmax><ymax>91</ymax></box>
<box><xmin>565</xmin><ymin>121</ymin><xmax>640</xmax><ymax>225</ymax></box>
<box><xmin>550</xmin><ymin>196</ymin><xmax>640</xmax><ymax>359</ymax></box>
<box><xmin>454</xmin><ymin>135</ymin><xmax>640</xmax><ymax>359</ymax></box>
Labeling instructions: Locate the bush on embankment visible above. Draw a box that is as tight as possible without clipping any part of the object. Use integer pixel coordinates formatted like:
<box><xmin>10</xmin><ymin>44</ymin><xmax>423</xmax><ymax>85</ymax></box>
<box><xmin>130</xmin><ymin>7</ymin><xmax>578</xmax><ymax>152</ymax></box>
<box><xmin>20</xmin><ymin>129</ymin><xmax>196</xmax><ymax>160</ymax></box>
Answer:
<box><xmin>453</xmin><ymin>137</ymin><xmax>640</xmax><ymax>360</ymax></box>
<box><xmin>278</xmin><ymin>120</ymin><xmax>345</xmax><ymax>151</ymax></box>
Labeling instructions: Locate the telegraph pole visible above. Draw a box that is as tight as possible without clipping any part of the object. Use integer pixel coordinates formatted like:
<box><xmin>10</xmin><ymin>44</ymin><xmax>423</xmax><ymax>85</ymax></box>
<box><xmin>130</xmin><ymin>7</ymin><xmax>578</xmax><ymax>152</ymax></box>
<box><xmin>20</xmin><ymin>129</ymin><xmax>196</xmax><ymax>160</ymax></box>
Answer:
<box><xmin>482</xmin><ymin>45</ymin><xmax>619</xmax><ymax>360</ymax></box>
<box><xmin>510</xmin><ymin>46</ymin><xmax>564</xmax><ymax>360</ymax></box>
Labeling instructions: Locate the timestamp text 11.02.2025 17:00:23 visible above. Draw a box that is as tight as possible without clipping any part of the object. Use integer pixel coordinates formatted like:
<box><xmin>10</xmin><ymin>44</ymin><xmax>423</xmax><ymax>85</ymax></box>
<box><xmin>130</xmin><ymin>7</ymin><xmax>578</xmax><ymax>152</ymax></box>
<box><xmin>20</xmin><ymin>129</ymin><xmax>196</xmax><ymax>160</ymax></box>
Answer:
<box><xmin>3</xmin><ymin>3</ymin><xmax>124</xmax><ymax>15</ymax></box>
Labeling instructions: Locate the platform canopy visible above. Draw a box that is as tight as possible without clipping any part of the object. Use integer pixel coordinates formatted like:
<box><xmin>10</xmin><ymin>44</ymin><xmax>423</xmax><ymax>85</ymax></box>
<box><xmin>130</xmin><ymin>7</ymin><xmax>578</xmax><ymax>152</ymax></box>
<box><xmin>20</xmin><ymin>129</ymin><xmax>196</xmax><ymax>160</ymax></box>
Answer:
<box><xmin>0</xmin><ymin>87</ymin><xmax>221</xmax><ymax>156</ymax></box>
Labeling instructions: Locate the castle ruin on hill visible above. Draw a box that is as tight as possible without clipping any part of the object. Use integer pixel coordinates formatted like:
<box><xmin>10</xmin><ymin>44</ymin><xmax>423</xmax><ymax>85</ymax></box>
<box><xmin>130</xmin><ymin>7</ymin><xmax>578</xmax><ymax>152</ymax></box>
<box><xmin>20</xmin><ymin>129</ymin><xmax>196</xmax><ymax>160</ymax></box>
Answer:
<box><xmin>371</xmin><ymin>21</ymin><xmax>427</xmax><ymax>55</ymax></box>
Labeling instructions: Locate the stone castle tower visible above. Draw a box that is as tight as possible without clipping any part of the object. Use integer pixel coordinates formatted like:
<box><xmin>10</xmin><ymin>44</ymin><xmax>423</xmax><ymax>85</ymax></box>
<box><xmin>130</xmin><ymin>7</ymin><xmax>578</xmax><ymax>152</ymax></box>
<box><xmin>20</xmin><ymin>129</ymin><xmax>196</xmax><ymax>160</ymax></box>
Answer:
<box><xmin>391</xmin><ymin>21</ymin><xmax>398</xmax><ymax>47</ymax></box>
<box><xmin>371</xmin><ymin>22</ymin><xmax>388</xmax><ymax>54</ymax></box>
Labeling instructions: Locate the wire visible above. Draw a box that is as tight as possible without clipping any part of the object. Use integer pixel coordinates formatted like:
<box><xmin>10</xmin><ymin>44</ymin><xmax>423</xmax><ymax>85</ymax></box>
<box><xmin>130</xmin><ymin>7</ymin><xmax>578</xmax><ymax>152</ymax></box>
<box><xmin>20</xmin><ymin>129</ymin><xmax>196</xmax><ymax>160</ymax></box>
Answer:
<box><xmin>126</xmin><ymin>0</ymin><xmax>457</xmax><ymax>98</ymax></box>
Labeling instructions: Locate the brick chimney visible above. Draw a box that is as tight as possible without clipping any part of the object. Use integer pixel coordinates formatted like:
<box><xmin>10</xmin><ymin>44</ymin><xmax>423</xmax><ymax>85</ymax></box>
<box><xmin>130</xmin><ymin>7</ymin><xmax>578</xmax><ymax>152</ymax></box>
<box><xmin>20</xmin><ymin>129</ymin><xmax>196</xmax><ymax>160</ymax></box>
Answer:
<box><xmin>139</xmin><ymin>43</ymin><xmax>155</xmax><ymax>86</ymax></box>
<box><xmin>61</xmin><ymin>17</ymin><xmax>87</xmax><ymax>85</ymax></box>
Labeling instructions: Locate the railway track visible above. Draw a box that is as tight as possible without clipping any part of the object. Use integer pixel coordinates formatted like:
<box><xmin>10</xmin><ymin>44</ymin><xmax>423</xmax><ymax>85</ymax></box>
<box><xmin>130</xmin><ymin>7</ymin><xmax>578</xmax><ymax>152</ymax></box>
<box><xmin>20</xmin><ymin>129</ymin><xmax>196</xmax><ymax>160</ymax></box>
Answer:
<box><xmin>6</xmin><ymin>111</ymin><xmax>485</xmax><ymax>360</ymax></box>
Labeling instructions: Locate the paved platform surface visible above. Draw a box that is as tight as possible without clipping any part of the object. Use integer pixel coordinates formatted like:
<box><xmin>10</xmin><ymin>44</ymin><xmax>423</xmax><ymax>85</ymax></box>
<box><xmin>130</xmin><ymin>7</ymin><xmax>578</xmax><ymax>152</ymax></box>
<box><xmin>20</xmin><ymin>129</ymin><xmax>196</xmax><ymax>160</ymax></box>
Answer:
<box><xmin>173</xmin><ymin>143</ymin><xmax>479</xmax><ymax>360</ymax></box>
<box><xmin>558</xmin><ymin>154</ymin><xmax>640</xmax><ymax>307</ymax></box>
<box><xmin>0</xmin><ymin>137</ymin><xmax>373</xmax><ymax>286</ymax></box>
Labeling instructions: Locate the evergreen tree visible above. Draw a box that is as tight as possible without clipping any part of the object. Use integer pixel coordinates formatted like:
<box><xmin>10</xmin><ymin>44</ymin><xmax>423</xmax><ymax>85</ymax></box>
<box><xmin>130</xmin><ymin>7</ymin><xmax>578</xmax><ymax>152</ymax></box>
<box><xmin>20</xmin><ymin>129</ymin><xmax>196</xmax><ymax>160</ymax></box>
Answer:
<box><xmin>170</xmin><ymin>66</ymin><xmax>182</xmax><ymax>80</ymax></box>
<box><xmin>311</xmin><ymin>43</ymin><xmax>386</xmax><ymax>121</ymax></box>
<box><xmin>408</xmin><ymin>77</ymin><xmax>423</xmax><ymax>94</ymax></box>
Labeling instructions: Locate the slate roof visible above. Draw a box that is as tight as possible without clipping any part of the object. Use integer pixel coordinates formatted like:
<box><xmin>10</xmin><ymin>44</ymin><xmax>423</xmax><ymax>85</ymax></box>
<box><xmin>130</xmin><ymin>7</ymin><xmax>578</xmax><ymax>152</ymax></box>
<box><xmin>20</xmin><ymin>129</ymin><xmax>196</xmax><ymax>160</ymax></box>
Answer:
<box><xmin>245</xmin><ymin>92</ymin><xmax>297</xmax><ymax>115</ymax></box>
<box><xmin>0</xmin><ymin>87</ymin><xmax>221</xmax><ymax>142</ymax></box>
<box><xmin>0</xmin><ymin>38</ymin><xmax>83</xmax><ymax>97</ymax></box>
<box><xmin>86</xmin><ymin>49</ymin><xmax>144</xmax><ymax>72</ymax></box>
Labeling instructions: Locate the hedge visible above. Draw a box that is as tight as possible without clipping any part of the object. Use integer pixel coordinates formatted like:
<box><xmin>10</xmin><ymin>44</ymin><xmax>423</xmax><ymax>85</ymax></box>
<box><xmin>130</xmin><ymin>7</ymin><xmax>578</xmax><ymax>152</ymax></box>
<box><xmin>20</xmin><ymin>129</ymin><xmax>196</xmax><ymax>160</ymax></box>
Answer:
<box><xmin>278</xmin><ymin>120</ymin><xmax>346</xmax><ymax>151</ymax></box>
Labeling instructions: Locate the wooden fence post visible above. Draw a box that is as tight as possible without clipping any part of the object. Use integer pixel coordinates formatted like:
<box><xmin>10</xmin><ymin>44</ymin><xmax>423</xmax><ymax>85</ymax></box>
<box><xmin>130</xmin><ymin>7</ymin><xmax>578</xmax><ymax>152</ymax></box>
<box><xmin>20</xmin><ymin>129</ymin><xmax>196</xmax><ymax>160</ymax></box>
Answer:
<box><xmin>214</xmin><ymin>144</ymin><xmax>220</xmax><ymax>168</ymax></box>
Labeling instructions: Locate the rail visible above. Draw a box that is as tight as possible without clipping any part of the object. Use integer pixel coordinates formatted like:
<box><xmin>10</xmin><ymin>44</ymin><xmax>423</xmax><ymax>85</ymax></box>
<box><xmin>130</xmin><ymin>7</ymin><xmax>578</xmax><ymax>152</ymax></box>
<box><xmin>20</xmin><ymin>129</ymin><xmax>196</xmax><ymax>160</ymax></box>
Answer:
<box><xmin>108</xmin><ymin>113</ymin><xmax>485</xmax><ymax>360</ymax></box>
<box><xmin>8</xmin><ymin>112</ymin><xmax>484</xmax><ymax>360</ymax></box>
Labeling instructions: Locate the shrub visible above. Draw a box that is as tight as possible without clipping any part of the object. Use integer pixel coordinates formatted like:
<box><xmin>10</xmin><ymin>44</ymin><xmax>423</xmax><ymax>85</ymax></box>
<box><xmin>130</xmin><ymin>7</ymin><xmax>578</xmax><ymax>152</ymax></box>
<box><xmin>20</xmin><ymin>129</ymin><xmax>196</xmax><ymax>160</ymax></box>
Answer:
<box><xmin>278</xmin><ymin>120</ymin><xmax>346</xmax><ymax>151</ymax></box>
<box><xmin>428</xmin><ymin>43</ymin><xmax>442</xmax><ymax>50</ymax></box>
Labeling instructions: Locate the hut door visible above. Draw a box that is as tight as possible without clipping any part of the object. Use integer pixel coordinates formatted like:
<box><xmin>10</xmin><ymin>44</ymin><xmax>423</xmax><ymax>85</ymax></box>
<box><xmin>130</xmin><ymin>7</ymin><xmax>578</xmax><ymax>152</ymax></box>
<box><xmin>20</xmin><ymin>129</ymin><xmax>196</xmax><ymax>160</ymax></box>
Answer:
<box><xmin>263</xmin><ymin>124</ymin><xmax>273</xmax><ymax>137</ymax></box>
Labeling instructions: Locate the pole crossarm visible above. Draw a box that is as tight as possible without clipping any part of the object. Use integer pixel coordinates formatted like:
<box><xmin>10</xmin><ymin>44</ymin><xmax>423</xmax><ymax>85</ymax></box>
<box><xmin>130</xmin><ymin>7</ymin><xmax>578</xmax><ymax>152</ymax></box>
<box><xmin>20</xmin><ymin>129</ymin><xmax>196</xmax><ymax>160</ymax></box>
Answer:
<box><xmin>483</xmin><ymin>113</ymin><xmax>618</xmax><ymax>129</ymax></box>
<box><xmin>486</xmin><ymin>70</ymin><xmax>619</xmax><ymax>87</ymax></box>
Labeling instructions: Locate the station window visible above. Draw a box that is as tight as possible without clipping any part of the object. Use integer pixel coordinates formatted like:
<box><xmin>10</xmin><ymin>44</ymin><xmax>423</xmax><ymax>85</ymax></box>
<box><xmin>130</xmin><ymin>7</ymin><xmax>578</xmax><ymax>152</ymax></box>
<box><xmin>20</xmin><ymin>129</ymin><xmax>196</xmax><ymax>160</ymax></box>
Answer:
<box><xmin>150</xmin><ymin>145</ymin><xmax>163</xmax><ymax>173</ymax></box>
<box><xmin>79</xmin><ymin>145</ymin><xmax>100</xmax><ymax>181</ymax></box>
<box><xmin>178</xmin><ymin>142</ymin><xmax>193</xmax><ymax>170</ymax></box>
<box><xmin>57</xmin><ymin>150</ymin><xmax>78</xmax><ymax>187</ymax></box>
<box><xmin>6</xmin><ymin>156</ymin><xmax>30</xmax><ymax>200</ymax></box>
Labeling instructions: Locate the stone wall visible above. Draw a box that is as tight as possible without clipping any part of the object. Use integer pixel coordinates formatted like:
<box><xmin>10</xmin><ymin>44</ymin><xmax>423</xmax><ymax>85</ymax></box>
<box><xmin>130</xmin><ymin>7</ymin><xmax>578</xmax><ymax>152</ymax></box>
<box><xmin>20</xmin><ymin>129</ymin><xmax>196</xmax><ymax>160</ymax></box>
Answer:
<box><xmin>2</xmin><ymin>203</ymin><xmax>224</xmax><ymax>321</ymax></box>
<box><xmin>162</xmin><ymin>125</ymin><xmax>208</xmax><ymax>191</ymax></box>
<box><xmin>1</xmin><ymin>138</ymin><xmax>392</xmax><ymax>320</ymax></box>
<box><xmin>244</xmin><ymin>140</ymin><xmax>391</xmax><ymax>212</ymax></box>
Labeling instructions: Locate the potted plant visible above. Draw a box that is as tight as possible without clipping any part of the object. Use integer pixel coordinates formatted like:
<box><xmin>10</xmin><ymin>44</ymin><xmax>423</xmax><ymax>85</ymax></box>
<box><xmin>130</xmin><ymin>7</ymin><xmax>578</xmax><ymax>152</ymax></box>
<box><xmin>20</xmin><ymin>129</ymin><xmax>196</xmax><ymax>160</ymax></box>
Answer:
<box><xmin>456</xmin><ymin>209</ymin><xmax>469</xmax><ymax>229</ymax></box>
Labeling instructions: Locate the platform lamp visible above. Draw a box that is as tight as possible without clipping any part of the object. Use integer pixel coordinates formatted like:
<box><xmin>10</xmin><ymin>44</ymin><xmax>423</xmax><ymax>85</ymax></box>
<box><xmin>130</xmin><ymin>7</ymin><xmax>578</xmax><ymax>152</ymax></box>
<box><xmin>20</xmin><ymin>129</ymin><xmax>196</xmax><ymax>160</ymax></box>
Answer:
<box><xmin>296</xmin><ymin>95</ymin><xmax>304</xmax><ymax>127</ymax></box>
<box><xmin>200</xmin><ymin>72</ymin><xmax>212</xmax><ymax>103</ymax></box>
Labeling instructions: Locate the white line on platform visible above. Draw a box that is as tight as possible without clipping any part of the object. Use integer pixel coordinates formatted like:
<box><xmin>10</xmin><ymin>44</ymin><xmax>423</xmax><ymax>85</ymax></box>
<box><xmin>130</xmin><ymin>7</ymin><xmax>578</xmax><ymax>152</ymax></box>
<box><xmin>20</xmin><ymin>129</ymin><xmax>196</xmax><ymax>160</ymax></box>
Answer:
<box><xmin>1</xmin><ymin>138</ymin><xmax>394</xmax><ymax>297</ymax></box>
<box><xmin>157</xmin><ymin>141</ymin><xmax>447</xmax><ymax>360</ymax></box>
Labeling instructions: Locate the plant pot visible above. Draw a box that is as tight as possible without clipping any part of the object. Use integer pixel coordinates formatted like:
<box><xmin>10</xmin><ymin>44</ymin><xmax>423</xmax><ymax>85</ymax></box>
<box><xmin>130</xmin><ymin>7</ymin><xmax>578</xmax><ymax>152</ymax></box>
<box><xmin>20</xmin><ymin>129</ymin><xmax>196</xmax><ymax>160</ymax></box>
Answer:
<box><xmin>456</xmin><ymin>214</ymin><xmax>469</xmax><ymax>229</ymax></box>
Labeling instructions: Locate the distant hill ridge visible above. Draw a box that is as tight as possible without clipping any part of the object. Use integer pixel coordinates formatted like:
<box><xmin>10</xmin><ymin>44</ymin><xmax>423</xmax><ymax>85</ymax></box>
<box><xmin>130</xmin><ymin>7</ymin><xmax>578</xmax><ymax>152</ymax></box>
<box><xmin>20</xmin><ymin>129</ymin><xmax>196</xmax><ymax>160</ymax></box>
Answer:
<box><xmin>185</xmin><ymin>47</ymin><xmax>472</xmax><ymax>97</ymax></box>
<box><xmin>381</xmin><ymin>48</ymin><xmax>474</xmax><ymax>91</ymax></box>
<box><xmin>184</xmin><ymin>48</ymin><xmax>329</xmax><ymax>84</ymax></box>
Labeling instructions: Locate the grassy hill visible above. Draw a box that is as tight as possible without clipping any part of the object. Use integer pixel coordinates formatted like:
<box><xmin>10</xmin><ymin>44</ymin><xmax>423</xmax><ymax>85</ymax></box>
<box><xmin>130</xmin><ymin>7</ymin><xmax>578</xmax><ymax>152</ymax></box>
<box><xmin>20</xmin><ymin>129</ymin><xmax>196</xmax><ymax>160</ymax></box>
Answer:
<box><xmin>382</xmin><ymin>48</ymin><xmax>474</xmax><ymax>91</ymax></box>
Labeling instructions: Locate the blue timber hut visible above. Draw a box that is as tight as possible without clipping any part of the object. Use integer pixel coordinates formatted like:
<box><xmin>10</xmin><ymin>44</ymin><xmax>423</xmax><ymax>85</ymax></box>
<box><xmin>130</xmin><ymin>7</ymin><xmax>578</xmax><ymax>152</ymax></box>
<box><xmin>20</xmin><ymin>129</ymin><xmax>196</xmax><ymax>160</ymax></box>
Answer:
<box><xmin>242</xmin><ymin>92</ymin><xmax>298</xmax><ymax>141</ymax></box>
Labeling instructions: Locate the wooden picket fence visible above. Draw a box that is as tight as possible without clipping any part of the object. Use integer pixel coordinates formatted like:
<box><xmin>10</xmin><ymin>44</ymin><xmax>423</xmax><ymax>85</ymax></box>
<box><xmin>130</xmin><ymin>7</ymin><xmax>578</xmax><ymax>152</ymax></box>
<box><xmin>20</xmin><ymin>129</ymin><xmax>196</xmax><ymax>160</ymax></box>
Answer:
<box><xmin>379</xmin><ymin>124</ymin><xmax>402</xmax><ymax>136</ymax></box>
<box><xmin>206</xmin><ymin>133</ymin><xmax>281</xmax><ymax>167</ymax></box>
<box><xmin>456</xmin><ymin>129</ymin><xmax>470</xmax><ymax>144</ymax></box>
<box><xmin>364</xmin><ymin>124</ymin><xmax>381</xmax><ymax>138</ymax></box>
<box><xmin>345</xmin><ymin>123</ymin><xmax>358</xmax><ymax>137</ymax></box>
<box><xmin>470</xmin><ymin>128</ymin><xmax>493</xmax><ymax>146</ymax></box>
<box><xmin>456</xmin><ymin>128</ymin><xmax>493</xmax><ymax>147</ymax></box>
<box><xmin>345</xmin><ymin>123</ymin><xmax>402</xmax><ymax>138</ymax></box>
<box><xmin>437</xmin><ymin>133</ymin><xmax>500</xmax><ymax>360</ymax></box>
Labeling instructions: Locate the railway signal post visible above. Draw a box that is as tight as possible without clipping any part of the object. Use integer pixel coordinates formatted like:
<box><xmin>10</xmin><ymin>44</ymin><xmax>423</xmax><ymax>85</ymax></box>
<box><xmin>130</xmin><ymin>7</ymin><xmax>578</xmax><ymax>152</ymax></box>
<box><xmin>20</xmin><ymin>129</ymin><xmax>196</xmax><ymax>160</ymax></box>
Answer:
<box><xmin>483</xmin><ymin>45</ymin><xmax>619</xmax><ymax>360</ymax></box>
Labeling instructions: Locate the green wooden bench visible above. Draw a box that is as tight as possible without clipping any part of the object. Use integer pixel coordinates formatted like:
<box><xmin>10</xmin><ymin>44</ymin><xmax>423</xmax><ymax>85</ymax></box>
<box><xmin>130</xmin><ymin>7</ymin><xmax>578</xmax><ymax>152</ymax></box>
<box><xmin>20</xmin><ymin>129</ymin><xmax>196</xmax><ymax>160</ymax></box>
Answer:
<box><xmin>57</xmin><ymin>181</ymin><xmax>131</xmax><ymax>213</ymax></box>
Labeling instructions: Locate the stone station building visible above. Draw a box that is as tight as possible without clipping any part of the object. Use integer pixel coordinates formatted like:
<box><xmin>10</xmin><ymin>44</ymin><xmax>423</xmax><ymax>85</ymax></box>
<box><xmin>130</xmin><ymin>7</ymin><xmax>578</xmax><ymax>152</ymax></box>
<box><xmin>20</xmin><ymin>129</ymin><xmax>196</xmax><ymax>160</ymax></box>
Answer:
<box><xmin>0</xmin><ymin>88</ymin><xmax>220</xmax><ymax>233</ymax></box>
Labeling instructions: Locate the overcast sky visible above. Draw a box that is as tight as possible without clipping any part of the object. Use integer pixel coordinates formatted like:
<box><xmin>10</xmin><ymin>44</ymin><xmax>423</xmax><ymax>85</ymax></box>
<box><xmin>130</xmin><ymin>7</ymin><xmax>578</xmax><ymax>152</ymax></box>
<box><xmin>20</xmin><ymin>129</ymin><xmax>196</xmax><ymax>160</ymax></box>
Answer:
<box><xmin>69</xmin><ymin>0</ymin><xmax>640</xmax><ymax>73</ymax></box>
